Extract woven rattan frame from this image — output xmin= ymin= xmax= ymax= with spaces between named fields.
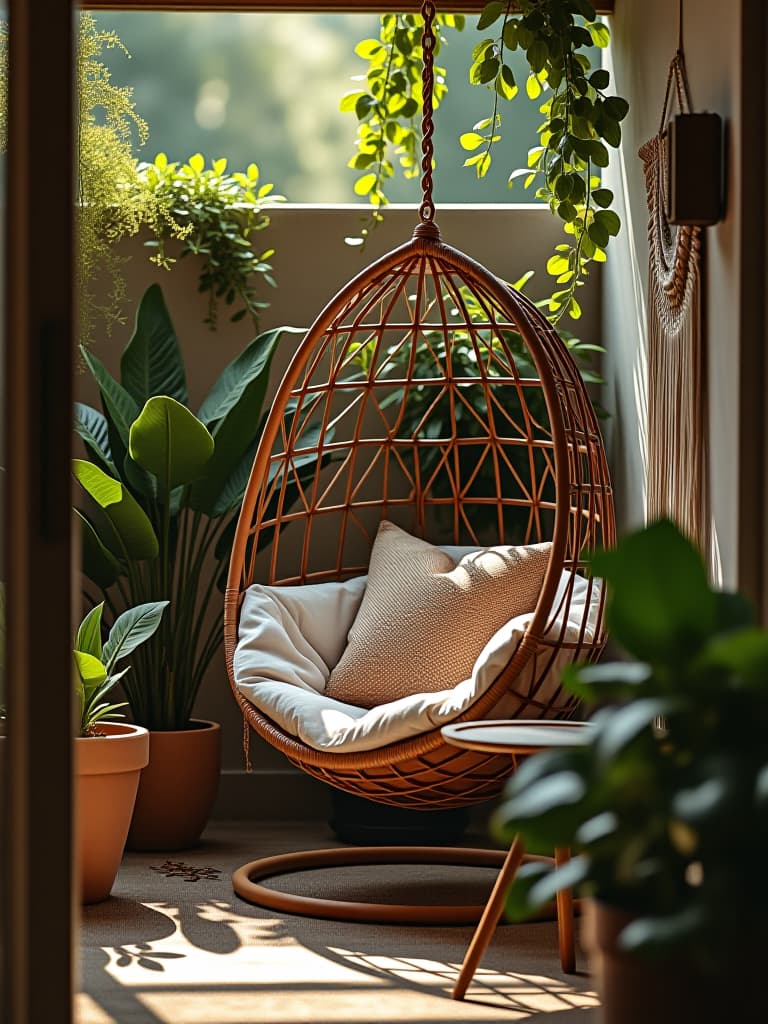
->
xmin=224 ymin=225 xmax=614 ymax=809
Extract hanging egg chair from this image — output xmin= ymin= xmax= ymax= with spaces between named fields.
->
xmin=225 ymin=1 xmax=614 ymax=920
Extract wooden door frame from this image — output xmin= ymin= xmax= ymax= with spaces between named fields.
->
xmin=738 ymin=0 xmax=767 ymax=620
xmin=2 ymin=2 xmax=76 ymax=1023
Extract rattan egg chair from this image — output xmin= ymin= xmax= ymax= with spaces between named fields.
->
xmin=224 ymin=1 xmax=614 ymax=923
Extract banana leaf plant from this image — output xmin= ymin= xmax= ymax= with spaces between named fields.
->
xmin=74 ymin=283 xmax=309 ymax=730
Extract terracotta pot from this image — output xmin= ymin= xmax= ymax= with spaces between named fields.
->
xmin=582 ymin=900 xmax=756 ymax=1023
xmin=126 ymin=719 xmax=221 ymax=851
xmin=76 ymin=722 xmax=149 ymax=904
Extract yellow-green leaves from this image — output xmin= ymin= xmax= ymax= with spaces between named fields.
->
xmin=129 ymin=397 xmax=214 ymax=492
xmin=137 ymin=152 xmax=284 ymax=329
xmin=73 ymin=459 xmax=159 ymax=561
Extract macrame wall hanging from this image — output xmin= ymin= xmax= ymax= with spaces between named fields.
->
xmin=639 ymin=2 xmax=713 ymax=568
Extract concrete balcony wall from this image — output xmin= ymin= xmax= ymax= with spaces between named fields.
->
xmin=78 ymin=203 xmax=603 ymax=818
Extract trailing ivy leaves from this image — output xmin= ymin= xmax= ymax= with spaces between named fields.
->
xmin=465 ymin=1 xmax=627 ymax=323
xmin=138 ymin=153 xmax=284 ymax=330
xmin=341 ymin=11 xmax=464 ymax=247
xmin=344 ymin=2 xmax=629 ymax=325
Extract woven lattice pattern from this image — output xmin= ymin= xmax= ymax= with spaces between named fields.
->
xmin=224 ymin=231 xmax=614 ymax=808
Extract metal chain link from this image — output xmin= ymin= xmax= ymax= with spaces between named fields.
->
xmin=418 ymin=0 xmax=437 ymax=224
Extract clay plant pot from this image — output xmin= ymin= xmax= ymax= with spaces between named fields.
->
xmin=582 ymin=900 xmax=756 ymax=1023
xmin=126 ymin=719 xmax=221 ymax=851
xmin=76 ymin=722 xmax=149 ymax=904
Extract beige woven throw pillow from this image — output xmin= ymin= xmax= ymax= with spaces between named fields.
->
xmin=325 ymin=521 xmax=551 ymax=709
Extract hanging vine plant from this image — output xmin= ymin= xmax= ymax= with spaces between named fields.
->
xmin=344 ymin=0 xmax=628 ymax=324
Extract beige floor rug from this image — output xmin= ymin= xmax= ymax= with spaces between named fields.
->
xmin=78 ymin=822 xmax=598 ymax=1024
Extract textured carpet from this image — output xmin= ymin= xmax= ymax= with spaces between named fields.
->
xmin=77 ymin=822 xmax=598 ymax=1024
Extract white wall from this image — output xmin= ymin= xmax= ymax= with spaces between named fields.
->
xmin=602 ymin=0 xmax=743 ymax=586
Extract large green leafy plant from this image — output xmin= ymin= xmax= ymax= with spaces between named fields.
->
xmin=494 ymin=520 xmax=768 ymax=968
xmin=74 ymin=283 xmax=304 ymax=730
xmin=345 ymin=1 xmax=627 ymax=323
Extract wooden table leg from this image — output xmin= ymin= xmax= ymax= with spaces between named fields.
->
xmin=452 ymin=836 xmax=525 ymax=1000
xmin=554 ymin=847 xmax=575 ymax=973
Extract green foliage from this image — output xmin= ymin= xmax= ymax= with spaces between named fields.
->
xmin=342 ymin=11 xmax=464 ymax=246
xmin=74 ymin=283 xmax=307 ymax=730
xmin=347 ymin=272 xmax=602 ymax=540
xmin=73 ymin=600 xmax=167 ymax=736
xmin=21 ymin=15 xmax=283 ymax=345
xmin=77 ymin=13 xmax=163 ymax=344
xmin=493 ymin=520 xmax=768 ymax=968
xmin=138 ymin=153 xmax=283 ymax=329
xmin=345 ymin=2 xmax=628 ymax=322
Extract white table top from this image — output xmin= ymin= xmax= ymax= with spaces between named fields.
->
xmin=441 ymin=719 xmax=593 ymax=754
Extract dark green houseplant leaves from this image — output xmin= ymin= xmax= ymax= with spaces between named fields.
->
xmin=493 ymin=519 xmax=768 ymax=967
xmin=74 ymin=283 xmax=310 ymax=730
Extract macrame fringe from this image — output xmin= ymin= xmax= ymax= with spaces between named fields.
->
xmin=640 ymin=52 xmax=712 ymax=571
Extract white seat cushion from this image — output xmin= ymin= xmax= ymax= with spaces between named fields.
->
xmin=234 ymin=569 xmax=601 ymax=754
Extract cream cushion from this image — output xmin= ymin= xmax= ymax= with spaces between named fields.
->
xmin=234 ymin=567 xmax=602 ymax=754
xmin=326 ymin=522 xmax=552 ymax=708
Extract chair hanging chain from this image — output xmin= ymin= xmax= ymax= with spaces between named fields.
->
xmin=418 ymin=0 xmax=437 ymax=225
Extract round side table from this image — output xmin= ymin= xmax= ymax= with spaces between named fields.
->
xmin=441 ymin=719 xmax=593 ymax=1001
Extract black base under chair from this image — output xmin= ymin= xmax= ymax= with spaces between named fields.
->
xmin=328 ymin=788 xmax=470 ymax=846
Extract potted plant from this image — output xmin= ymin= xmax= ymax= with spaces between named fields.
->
xmin=74 ymin=599 xmax=166 ymax=902
xmin=492 ymin=520 xmax=766 ymax=1021
xmin=74 ymin=282 xmax=312 ymax=850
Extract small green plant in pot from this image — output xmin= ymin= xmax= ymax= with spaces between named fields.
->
xmin=73 ymin=599 xmax=166 ymax=902
xmin=492 ymin=520 xmax=766 ymax=1022
xmin=73 ymin=282 xmax=308 ymax=849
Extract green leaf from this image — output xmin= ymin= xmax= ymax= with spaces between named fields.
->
xmin=589 ymin=23 xmax=611 ymax=48
xmin=473 ymin=58 xmax=499 ymax=85
xmin=698 ymin=628 xmax=768 ymax=686
xmin=564 ymin=660 xmax=653 ymax=702
xmin=595 ymin=698 xmax=678 ymax=764
xmin=590 ymin=69 xmax=610 ymax=90
xmin=190 ymin=327 xmax=303 ymax=516
xmin=589 ymin=520 xmax=717 ymax=664
xmin=74 ymin=651 xmax=107 ymax=693
xmin=459 ymin=132 xmax=485 ymax=151
xmin=120 ymin=284 xmax=188 ymax=407
xmin=605 ymin=96 xmax=630 ymax=122
xmin=354 ymin=173 xmax=377 ymax=196
xmin=477 ymin=1 xmax=503 ymax=31
xmin=73 ymin=459 xmax=159 ymax=561
xmin=76 ymin=602 xmax=104 ymax=660
xmin=340 ymin=90 xmax=366 ymax=113
xmin=354 ymin=38 xmax=383 ymax=59
xmin=504 ymin=861 xmax=552 ymax=921
xmin=589 ymin=220 xmax=610 ymax=248
xmin=526 ymin=73 xmax=543 ymax=100
xmin=600 ymin=116 xmax=622 ymax=148
xmin=129 ymin=396 xmax=214 ymax=493
xmin=527 ymin=41 xmax=548 ymax=74
xmin=102 ymin=600 xmax=169 ymax=673
xmin=592 ymin=187 xmax=614 ymax=208
xmin=81 ymin=347 xmax=139 ymax=448
xmin=595 ymin=209 xmax=621 ymax=237
xmin=74 ymin=403 xmax=115 ymax=474
xmin=76 ymin=509 xmax=125 ymax=589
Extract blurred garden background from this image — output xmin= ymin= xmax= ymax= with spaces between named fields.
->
xmin=92 ymin=10 xmax=545 ymax=205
